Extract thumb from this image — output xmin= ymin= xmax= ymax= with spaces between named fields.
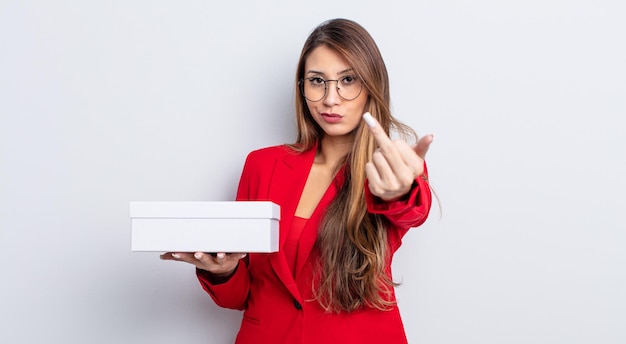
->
xmin=414 ymin=134 xmax=434 ymax=159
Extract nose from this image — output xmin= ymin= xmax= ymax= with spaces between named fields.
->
xmin=323 ymin=80 xmax=341 ymax=106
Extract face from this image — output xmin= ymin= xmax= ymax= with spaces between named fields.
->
xmin=303 ymin=45 xmax=369 ymax=141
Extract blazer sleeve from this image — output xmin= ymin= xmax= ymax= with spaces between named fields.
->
xmin=195 ymin=152 xmax=261 ymax=310
xmin=196 ymin=258 xmax=250 ymax=310
xmin=365 ymin=162 xmax=432 ymax=234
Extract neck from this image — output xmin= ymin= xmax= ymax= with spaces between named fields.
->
xmin=316 ymin=134 xmax=353 ymax=167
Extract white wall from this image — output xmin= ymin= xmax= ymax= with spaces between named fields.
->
xmin=1 ymin=1 xmax=624 ymax=343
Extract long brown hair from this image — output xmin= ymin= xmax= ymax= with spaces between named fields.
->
xmin=292 ymin=19 xmax=416 ymax=312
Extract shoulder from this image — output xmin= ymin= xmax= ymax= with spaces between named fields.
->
xmin=247 ymin=144 xmax=294 ymax=159
xmin=241 ymin=144 xmax=297 ymax=170
xmin=240 ymin=143 xmax=316 ymax=177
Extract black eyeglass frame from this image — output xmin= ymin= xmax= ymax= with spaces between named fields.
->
xmin=298 ymin=76 xmax=363 ymax=102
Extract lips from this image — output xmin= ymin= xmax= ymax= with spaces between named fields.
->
xmin=321 ymin=113 xmax=343 ymax=123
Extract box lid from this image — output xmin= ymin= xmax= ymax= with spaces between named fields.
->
xmin=129 ymin=201 xmax=280 ymax=220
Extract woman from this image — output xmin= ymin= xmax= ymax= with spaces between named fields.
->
xmin=162 ymin=18 xmax=433 ymax=343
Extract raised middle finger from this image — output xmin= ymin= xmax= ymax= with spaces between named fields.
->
xmin=363 ymin=113 xmax=406 ymax=170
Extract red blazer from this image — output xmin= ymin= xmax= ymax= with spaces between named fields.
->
xmin=197 ymin=143 xmax=432 ymax=344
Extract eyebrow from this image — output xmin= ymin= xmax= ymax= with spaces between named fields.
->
xmin=305 ymin=68 xmax=354 ymax=77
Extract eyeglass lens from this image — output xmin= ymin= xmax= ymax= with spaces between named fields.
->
xmin=301 ymin=76 xmax=362 ymax=102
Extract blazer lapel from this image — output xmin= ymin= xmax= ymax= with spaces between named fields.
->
xmin=294 ymin=164 xmax=346 ymax=278
xmin=267 ymin=144 xmax=317 ymax=299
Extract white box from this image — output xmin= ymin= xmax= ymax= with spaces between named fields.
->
xmin=130 ymin=201 xmax=280 ymax=252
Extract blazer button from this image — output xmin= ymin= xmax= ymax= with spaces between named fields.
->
xmin=293 ymin=300 xmax=302 ymax=310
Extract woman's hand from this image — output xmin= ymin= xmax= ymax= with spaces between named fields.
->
xmin=160 ymin=252 xmax=247 ymax=277
xmin=363 ymin=112 xmax=433 ymax=201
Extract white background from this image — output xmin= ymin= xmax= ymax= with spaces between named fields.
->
xmin=1 ymin=1 xmax=624 ymax=343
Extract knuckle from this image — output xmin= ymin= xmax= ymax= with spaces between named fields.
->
xmin=378 ymin=143 xmax=393 ymax=154
xmin=369 ymin=184 xmax=383 ymax=196
xmin=414 ymin=165 xmax=424 ymax=176
xmin=390 ymin=180 xmax=401 ymax=192
xmin=399 ymin=173 xmax=413 ymax=186
xmin=372 ymin=152 xmax=385 ymax=163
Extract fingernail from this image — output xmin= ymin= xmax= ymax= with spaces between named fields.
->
xmin=240 ymin=254 xmax=247 ymax=259
xmin=362 ymin=112 xmax=376 ymax=128
xmin=216 ymin=252 xmax=226 ymax=259
xmin=172 ymin=253 xmax=181 ymax=259
xmin=194 ymin=252 xmax=203 ymax=259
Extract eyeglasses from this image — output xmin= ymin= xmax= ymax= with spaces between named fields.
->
xmin=298 ymin=75 xmax=363 ymax=102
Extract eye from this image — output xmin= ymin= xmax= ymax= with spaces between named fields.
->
xmin=341 ymin=75 xmax=358 ymax=85
xmin=307 ymin=77 xmax=326 ymax=87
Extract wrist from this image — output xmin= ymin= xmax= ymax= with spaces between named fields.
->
xmin=198 ymin=265 xmax=238 ymax=285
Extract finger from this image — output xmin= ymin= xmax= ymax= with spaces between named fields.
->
xmin=160 ymin=252 xmax=176 ymax=260
xmin=365 ymin=161 xmax=383 ymax=197
xmin=203 ymin=252 xmax=246 ymax=264
xmin=194 ymin=252 xmax=207 ymax=261
xmin=371 ymin=149 xmax=397 ymax=183
xmin=413 ymin=134 xmax=434 ymax=160
xmin=193 ymin=252 xmax=228 ymax=264
xmin=197 ymin=252 xmax=228 ymax=271
xmin=376 ymin=145 xmax=418 ymax=188
xmin=208 ymin=252 xmax=247 ymax=273
xmin=362 ymin=112 xmax=393 ymax=147
xmin=200 ymin=252 xmax=227 ymax=268
xmin=223 ymin=252 xmax=248 ymax=263
xmin=395 ymin=141 xmax=424 ymax=176
xmin=365 ymin=161 xmax=382 ymax=189
xmin=227 ymin=252 xmax=248 ymax=259
xmin=363 ymin=112 xmax=405 ymax=166
xmin=164 ymin=252 xmax=196 ymax=263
